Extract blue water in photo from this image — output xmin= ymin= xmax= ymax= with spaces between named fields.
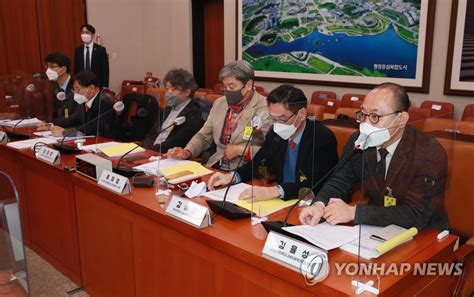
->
xmin=246 ymin=26 xmax=418 ymax=78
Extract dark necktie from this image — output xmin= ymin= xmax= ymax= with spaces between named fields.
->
xmin=375 ymin=148 xmax=389 ymax=180
xmin=85 ymin=46 xmax=90 ymax=70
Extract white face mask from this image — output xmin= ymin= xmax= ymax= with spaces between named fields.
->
xmin=355 ymin=114 xmax=400 ymax=150
xmin=45 ymin=68 xmax=58 ymax=81
xmin=273 ymin=122 xmax=297 ymax=140
xmin=73 ymin=92 xmax=88 ymax=104
xmin=355 ymin=123 xmax=390 ymax=150
xmin=81 ymin=33 xmax=92 ymax=44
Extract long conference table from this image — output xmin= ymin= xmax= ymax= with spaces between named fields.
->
xmin=0 ymin=135 xmax=458 ymax=297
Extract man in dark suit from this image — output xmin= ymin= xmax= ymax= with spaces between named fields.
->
xmin=74 ymin=24 xmax=109 ymax=88
xmin=207 ymin=84 xmax=339 ymax=201
xmin=51 ymin=71 xmax=114 ymax=138
xmin=43 ymin=52 xmax=78 ymax=127
xmin=299 ymin=83 xmax=448 ymax=230
xmin=142 ymin=68 xmax=203 ymax=153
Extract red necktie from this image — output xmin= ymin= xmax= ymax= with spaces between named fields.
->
xmin=85 ymin=104 xmax=90 ymax=112
xmin=289 ymin=139 xmax=296 ymax=150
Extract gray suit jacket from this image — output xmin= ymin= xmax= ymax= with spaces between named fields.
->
xmin=185 ymin=90 xmax=270 ymax=169
xmin=315 ymin=125 xmax=448 ymax=230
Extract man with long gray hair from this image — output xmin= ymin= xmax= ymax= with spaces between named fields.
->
xmin=167 ymin=60 xmax=270 ymax=170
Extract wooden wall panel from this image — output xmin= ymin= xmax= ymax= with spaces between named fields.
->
xmin=0 ymin=0 xmax=86 ymax=75
xmin=203 ymin=0 xmax=224 ymax=89
xmin=35 ymin=0 xmax=86 ymax=73
xmin=0 ymin=0 xmax=41 ymax=75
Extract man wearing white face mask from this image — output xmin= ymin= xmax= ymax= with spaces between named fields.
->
xmin=207 ymin=84 xmax=339 ymax=202
xmin=142 ymin=68 xmax=204 ymax=152
xmin=73 ymin=24 xmax=109 ymax=87
xmin=42 ymin=52 xmax=79 ymax=128
xmin=299 ymin=83 xmax=448 ymax=231
xmin=51 ymin=71 xmax=114 ymax=138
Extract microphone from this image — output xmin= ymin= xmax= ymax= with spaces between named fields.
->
xmin=52 ymin=101 xmax=123 ymax=154
xmin=206 ymin=116 xmax=262 ymax=220
xmin=113 ymin=116 xmax=186 ymax=177
xmin=261 ymin=146 xmax=359 ymax=234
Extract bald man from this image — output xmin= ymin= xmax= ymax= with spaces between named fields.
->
xmin=299 ymin=82 xmax=447 ymax=230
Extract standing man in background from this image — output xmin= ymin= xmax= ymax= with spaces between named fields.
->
xmin=74 ymin=24 xmax=110 ymax=88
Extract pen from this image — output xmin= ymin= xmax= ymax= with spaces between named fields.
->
xmin=370 ymin=234 xmax=386 ymax=242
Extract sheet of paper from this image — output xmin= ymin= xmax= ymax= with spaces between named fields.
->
xmin=133 ymin=159 xmax=191 ymax=176
xmin=98 ymin=143 xmax=145 ymax=157
xmin=283 ymin=223 xmax=360 ymax=250
xmin=234 ymin=198 xmax=297 ymax=217
xmin=81 ymin=141 xmax=121 ymax=153
xmin=160 ymin=161 xmax=213 ymax=179
xmin=3 ymin=118 xmax=43 ymax=127
xmin=6 ymin=137 xmax=57 ymax=150
xmin=202 ymin=183 xmax=251 ymax=203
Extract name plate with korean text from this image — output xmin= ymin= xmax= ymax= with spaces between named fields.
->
xmin=165 ymin=196 xmax=211 ymax=229
xmin=98 ymin=170 xmax=131 ymax=195
xmin=36 ymin=146 xmax=61 ymax=165
xmin=262 ymin=231 xmax=329 ymax=283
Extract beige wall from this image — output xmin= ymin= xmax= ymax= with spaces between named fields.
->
xmin=88 ymin=0 xmax=471 ymax=119
xmin=86 ymin=0 xmax=193 ymax=93
xmin=224 ymin=0 xmax=472 ymax=119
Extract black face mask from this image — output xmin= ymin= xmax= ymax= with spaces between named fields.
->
xmin=225 ymin=88 xmax=245 ymax=105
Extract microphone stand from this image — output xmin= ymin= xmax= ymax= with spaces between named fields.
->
xmin=113 ymin=119 xmax=184 ymax=177
xmin=206 ymin=127 xmax=257 ymax=220
xmin=7 ymin=118 xmax=30 ymax=140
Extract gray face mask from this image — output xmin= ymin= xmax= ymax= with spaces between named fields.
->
xmin=165 ymin=92 xmax=180 ymax=107
xmin=225 ymin=88 xmax=245 ymax=105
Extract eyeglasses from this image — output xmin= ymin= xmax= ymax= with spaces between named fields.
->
xmin=355 ymin=110 xmax=401 ymax=124
xmin=45 ymin=64 xmax=61 ymax=70
xmin=270 ymin=112 xmax=295 ymax=124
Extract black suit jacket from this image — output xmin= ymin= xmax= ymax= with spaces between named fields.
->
xmin=236 ymin=119 xmax=339 ymax=200
xmin=52 ymin=78 xmax=79 ymax=127
xmin=142 ymin=99 xmax=204 ymax=153
xmin=64 ymin=90 xmax=114 ymax=138
xmin=315 ymin=125 xmax=448 ymax=230
xmin=74 ymin=43 xmax=109 ymax=87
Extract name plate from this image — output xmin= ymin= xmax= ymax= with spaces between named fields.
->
xmin=98 ymin=170 xmax=131 ymax=195
xmin=36 ymin=146 xmax=61 ymax=165
xmin=165 ymin=196 xmax=211 ymax=229
xmin=262 ymin=232 xmax=329 ymax=283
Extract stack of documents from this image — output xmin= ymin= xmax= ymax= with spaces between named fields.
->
xmin=3 ymin=118 xmax=43 ymax=127
xmin=33 ymin=131 xmax=94 ymax=142
xmin=133 ymin=159 xmax=191 ymax=176
xmin=159 ymin=161 xmax=213 ymax=181
xmin=203 ymin=183 xmax=297 ymax=216
xmin=81 ymin=142 xmax=122 ymax=153
xmin=98 ymin=142 xmax=145 ymax=157
xmin=7 ymin=137 xmax=57 ymax=150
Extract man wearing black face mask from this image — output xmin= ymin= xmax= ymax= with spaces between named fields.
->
xmin=166 ymin=60 xmax=271 ymax=170
xmin=142 ymin=68 xmax=203 ymax=153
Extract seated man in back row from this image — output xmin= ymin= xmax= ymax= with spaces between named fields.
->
xmin=299 ymin=83 xmax=448 ymax=230
xmin=166 ymin=60 xmax=270 ymax=170
xmin=207 ymin=84 xmax=339 ymax=201
xmin=141 ymin=68 xmax=204 ymax=153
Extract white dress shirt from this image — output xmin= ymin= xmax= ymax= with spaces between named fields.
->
xmin=83 ymin=42 xmax=94 ymax=69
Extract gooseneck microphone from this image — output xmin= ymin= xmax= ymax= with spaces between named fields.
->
xmin=261 ymin=147 xmax=360 ymax=235
xmin=113 ymin=116 xmax=186 ymax=177
xmin=53 ymin=101 xmax=123 ymax=154
xmin=206 ymin=116 xmax=262 ymax=220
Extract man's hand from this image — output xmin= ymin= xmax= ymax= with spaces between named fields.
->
xmin=323 ymin=198 xmax=356 ymax=225
xmin=50 ymin=126 xmax=64 ymax=137
xmin=238 ymin=186 xmax=280 ymax=202
xmin=299 ymin=203 xmax=325 ymax=226
xmin=224 ymin=144 xmax=245 ymax=160
xmin=207 ymin=172 xmax=233 ymax=191
xmin=166 ymin=147 xmax=191 ymax=160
